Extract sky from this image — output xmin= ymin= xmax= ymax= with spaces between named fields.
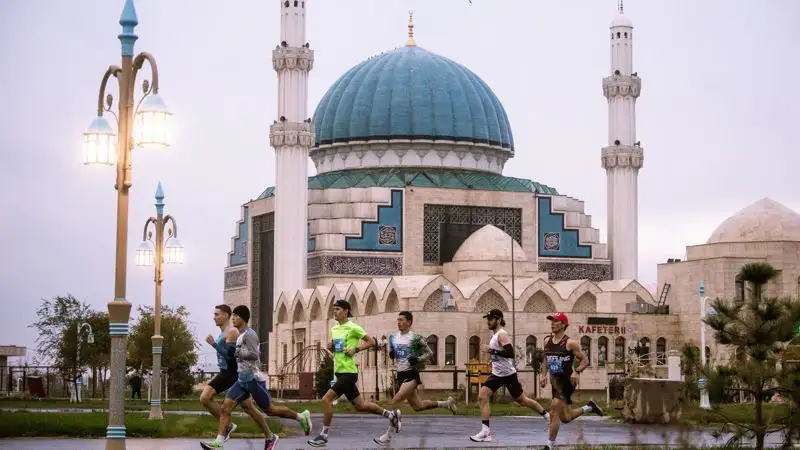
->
xmin=1 ymin=0 xmax=798 ymax=369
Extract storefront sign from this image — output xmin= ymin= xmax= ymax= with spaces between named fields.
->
xmin=577 ymin=325 xmax=632 ymax=334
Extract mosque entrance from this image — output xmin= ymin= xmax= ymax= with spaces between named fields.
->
xmin=273 ymin=344 xmax=332 ymax=400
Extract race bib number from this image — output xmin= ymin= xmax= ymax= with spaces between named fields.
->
xmin=547 ymin=357 xmax=564 ymax=375
xmin=395 ymin=345 xmax=409 ymax=359
xmin=490 ymin=352 xmax=499 ymax=361
xmin=333 ymin=339 xmax=345 ymax=353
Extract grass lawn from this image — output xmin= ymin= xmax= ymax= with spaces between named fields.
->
xmin=0 ymin=396 xmax=790 ymax=426
xmin=0 ymin=411 xmax=284 ymax=439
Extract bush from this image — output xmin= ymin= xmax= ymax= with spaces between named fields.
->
xmin=314 ymin=354 xmax=334 ymax=399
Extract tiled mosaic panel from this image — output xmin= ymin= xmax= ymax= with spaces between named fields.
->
xmin=224 ymin=268 xmax=247 ymax=290
xmin=423 ymin=204 xmax=522 ymax=264
xmin=307 ymin=255 xmax=403 ymax=277
xmin=539 ymin=261 xmax=612 ymax=282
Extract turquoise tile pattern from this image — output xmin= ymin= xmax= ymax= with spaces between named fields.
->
xmin=256 ymin=168 xmax=559 ymax=200
xmin=229 ymin=206 xmax=249 ymax=266
xmin=537 ymin=197 xmax=592 ymax=258
xmin=345 ymin=190 xmax=403 ymax=252
xmin=307 ymin=222 xmax=316 ymax=253
xmin=312 ymin=46 xmax=514 ymax=151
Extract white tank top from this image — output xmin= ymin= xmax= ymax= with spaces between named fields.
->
xmin=489 ymin=329 xmax=516 ymax=377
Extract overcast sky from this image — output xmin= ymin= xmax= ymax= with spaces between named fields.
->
xmin=1 ymin=0 xmax=798 ymax=368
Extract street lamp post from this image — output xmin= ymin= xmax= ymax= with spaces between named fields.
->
xmin=82 ymin=0 xmax=172 ymax=446
xmin=135 ymin=182 xmax=184 ymax=420
xmin=698 ymin=281 xmax=712 ymax=410
xmin=74 ymin=323 xmax=95 ymax=403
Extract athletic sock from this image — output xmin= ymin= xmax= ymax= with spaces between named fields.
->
xmin=436 ymin=400 xmax=448 ymax=407
xmin=381 ymin=409 xmax=392 ymax=418
xmin=581 ymin=405 xmax=592 ymax=413
xmin=547 ymin=439 xmax=556 ymax=448
xmin=481 ymin=419 xmax=490 ymax=430
xmin=321 ymin=426 xmax=329 ymax=436
xmin=295 ymin=412 xmax=302 ymax=421
xmin=543 ymin=412 xmax=551 ymax=421
xmin=216 ymin=434 xmax=225 ymax=442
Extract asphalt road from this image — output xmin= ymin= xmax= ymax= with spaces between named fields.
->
xmin=0 ymin=414 xmax=786 ymax=449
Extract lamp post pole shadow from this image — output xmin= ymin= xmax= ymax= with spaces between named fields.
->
xmin=82 ymin=0 xmax=173 ymax=446
xmin=134 ymin=182 xmax=184 ymax=420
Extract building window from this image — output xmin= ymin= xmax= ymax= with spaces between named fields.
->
xmin=656 ymin=337 xmax=667 ymax=365
xmin=427 ymin=335 xmax=439 ymax=366
xmin=445 ymin=335 xmax=456 ymax=366
xmin=597 ymin=336 xmax=609 ymax=367
xmin=705 ymin=346 xmax=711 ymax=363
xmin=638 ymin=337 xmax=651 ymax=365
xmin=282 ymin=343 xmax=287 ymax=367
xmin=525 ymin=335 xmax=537 ymax=367
xmin=580 ymin=336 xmax=592 ymax=366
xmin=735 ymin=274 xmax=745 ymax=303
xmin=614 ymin=337 xmax=626 ymax=366
xmin=469 ymin=336 xmax=480 ymax=361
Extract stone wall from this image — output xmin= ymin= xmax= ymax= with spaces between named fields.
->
xmin=622 ymin=378 xmax=683 ymax=424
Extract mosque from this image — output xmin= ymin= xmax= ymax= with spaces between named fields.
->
xmin=222 ymin=2 xmax=800 ymax=399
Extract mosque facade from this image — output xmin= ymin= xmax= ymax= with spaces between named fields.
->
xmin=222 ymin=2 xmax=800 ymax=399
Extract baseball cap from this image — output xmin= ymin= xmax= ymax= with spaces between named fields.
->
xmin=546 ymin=312 xmax=569 ymax=325
xmin=332 ymin=299 xmax=353 ymax=317
xmin=482 ymin=309 xmax=504 ymax=319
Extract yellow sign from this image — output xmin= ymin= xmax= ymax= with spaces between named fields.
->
xmin=465 ymin=361 xmax=491 ymax=384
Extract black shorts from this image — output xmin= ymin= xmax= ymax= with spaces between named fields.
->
xmin=482 ymin=372 xmax=524 ymax=399
xmin=331 ymin=373 xmax=360 ymax=402
xmin=395 ymin=369 xmax=422 ymax=391
xmin=208 ymin=370 xmax=237 ymax=394
xmin=551 ymin=375 xmax=575 ymax=405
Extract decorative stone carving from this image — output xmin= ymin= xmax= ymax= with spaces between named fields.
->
xmin=602 ymin=75 xmax=642 ymax=98
xmin=543 ymin=232 xmax=561 ymax=251
xmin=539 ymin=261 xmax=611 ymax=282
xmin=269 ymin=122 xmax=315 ymax=148
xmin=601 ymin=145 xmax=644 ymax=170
xmin=272 ymin=46 xmax=315 ymax=72
xmin=224 ymin=268 xmax=247 ymax=290
xmin=307 ymin=255 xmax=403 ymax=277
xmin=378 ymin=225 xmax=398 ymax=246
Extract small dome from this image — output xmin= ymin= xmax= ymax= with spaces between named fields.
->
xmin=706 ymin=198 xmax=800 ymax=244
xmin=611 ymin=12 xmax=633 ymax=28
xmin=453 ymin=224 xmax=527 ymax=262
xmin=312 ymin=45 xmax=514 ymax=151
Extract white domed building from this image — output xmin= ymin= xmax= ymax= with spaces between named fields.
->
xmin=221 ymin=3 xmax=799 ymax=400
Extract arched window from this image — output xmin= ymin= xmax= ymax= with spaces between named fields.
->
xmin=614 ymin=336 xmax=626 ymax=365
xmin=580 ymin=336 xmax=592 ymax=366
xmin=445 ymin=335 xmax=456 ymax=366
xmin=525 ymin=335 xmax=537 ymax=367
xmin=597 ymin=336 xmax=609 ymax=367
xmin=427 ymin=335 xmax=439 ymax=366
xmin=656 ymin=337 xmax=667 ymax=365
xmin=735 ymin=274 xmax=745 ymax=304
xmin=705 ymin=346 xmax=711 ymax=363
xmin=638 ymin=337 xmax=651 ymax=365
xmin=469 ymin=336 xmax=480 ymax=361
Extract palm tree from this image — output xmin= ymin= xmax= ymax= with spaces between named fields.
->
xmin=738 ymin=262 xmax=779 ymax=301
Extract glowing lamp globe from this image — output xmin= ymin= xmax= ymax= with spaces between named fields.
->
xmin=135 ymin=241 xmax=155 ymax=267
xmin=133 ymin=93 xmax=172 ymax=149
xmin=83 ymin=116 xmax=117 ymax=166
xmin=164 ymin=237 xmax=184 ymax=264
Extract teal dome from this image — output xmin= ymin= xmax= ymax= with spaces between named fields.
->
xmin=313 ymin=45 xmax=514 ymax=151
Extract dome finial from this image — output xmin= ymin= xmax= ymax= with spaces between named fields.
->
xmin=406 ymin=11 xmax=416 ymax=46
xmin=618 ymin=0 xmax=624 ymax=13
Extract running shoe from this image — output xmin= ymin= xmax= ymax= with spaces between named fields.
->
xmin=264 ymin=434 xmax=279 ymax=450
xmin=298 ymin=409 xmax=312 ymax=435
xmin=445 ymin=396 xmax=458 ymax=414
xmin=389 ymin=409 xmax=402 ymax=433
xmin=222 ymin=422 xmax=237 ymax=442
xmin=469 ymin=428 xmax=492 ymax=442
xmin=586 ymin=399 xmax=604 ymax=416
xmin=373 ymin=432 xmax=391 ymax=447
xmin=200 ymin=439 xmax=224 ymax=449
xmin=307 ymin=434 xmax=328 ymax=447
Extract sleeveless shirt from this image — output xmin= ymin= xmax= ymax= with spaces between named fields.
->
xmin=489 ymin=329 xmax=516 ymax=377
xmin=216 ymin=329 xmax=237 ymax=373
xmin=544 ymin=334 xmax=573 ymax=377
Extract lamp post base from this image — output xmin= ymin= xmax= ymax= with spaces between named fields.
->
xmin=148 ymin=403 xmax=164 ymax=420
xmin=149 ymin=335 xmax=164 ymax=420
xmin=105 ymin=438 xmax=127 ymax=450
xmin=699 ymin=390 xmax=712 ymax=410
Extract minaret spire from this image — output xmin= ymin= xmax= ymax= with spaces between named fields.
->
xmin=618 ymin=0 xmax=624 ymax=13
xmin=406 ymin=11 xmax=416 ymax=46
xmin=602 ymin=4 xmax=642 ymax=280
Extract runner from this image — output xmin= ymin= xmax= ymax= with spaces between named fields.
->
xmin=200 ymin=304 xmax=266 ymax=442
xmin=373 ymin=311 xmax=458 ymax=446
xmin=540 ymin=312 xmax=604 ymax=450
xmin=201 ymin=305 xmax=312 ymax=450
xmin=307 ymin=299 xmax=401 ymax=447
xmin=470 ymin=309 xmax=550 ymax=443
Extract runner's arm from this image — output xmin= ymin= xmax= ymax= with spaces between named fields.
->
xmin=488 ymin=330 xmax=515 ymax=358
xmin=234 ymin=332 xmax=260 ymax=361
xmin=417 ymin=335 xmax=434 ymax=362
xmin=567 ymin=339 xmax=589 ymax=374
xmin=209 ymin=329 xmax=239 ymax=358
xmin=540 ymin=337 xmax=551 ymax=376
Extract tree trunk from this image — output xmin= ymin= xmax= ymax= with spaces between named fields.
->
xmin=755 ymin=396 xmax=765 ymax=450
xmin=91 ymin=367 xmax=97 ymax=397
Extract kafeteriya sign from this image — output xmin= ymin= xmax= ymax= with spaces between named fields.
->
xmin=577 ymin=325 xmax=634 ymax=334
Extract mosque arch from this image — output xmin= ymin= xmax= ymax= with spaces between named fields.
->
xmin=519 ymin=279 xmax=561 ymax=310
xmin=276 ymin=302 xmax=289 ymax=325
xmin=384 ymin=289 xmax=400 ymax=313
xmin=571 ymin=292 xmax=598 ymax=313
xmin=523 ymin=290 xmax=557 ymax=313
xmin=292 ymin=301 xmax=306 ymax=323
xmin=566 ymin=280 xmax=601 ymax=305
xmin=622 ymin=280 xmax=657 ymax=304
xmin=310 ymin=298 xmax=322 ymax=321
xmin=364 ymin=292 xmax=378 ymax=315
xmin=471 ymin=278 xmax=511 ymax=313
xmin=364 ymin=279 xmax=390 ymax=311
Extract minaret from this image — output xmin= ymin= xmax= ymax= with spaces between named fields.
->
xmin=269 ymin=0 xmax=314 ymax=297
xmin=601 ymin=1 xmax=643 ymax=280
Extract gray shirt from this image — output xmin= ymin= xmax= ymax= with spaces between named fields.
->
xmin=234 ymin=327 xmax=264 ymax=382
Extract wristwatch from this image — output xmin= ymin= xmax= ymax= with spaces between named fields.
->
xmin=354 ymin=348 xmax=360 ymax=354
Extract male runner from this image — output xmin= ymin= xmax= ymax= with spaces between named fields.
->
xmin=540 ymin=312 xmax=604 ymax=450
xmin=200 ymin=304 xmax=265 ymax=442
xmin=470 ymin=309 xmax=550 ymax=443
xmin=307 ymin=299 xmax=401 ymax=447
xmin=201 ymin=305 xmax=312 ymax=450
xmin=373 ymin=311 xmax=458 ymax=446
